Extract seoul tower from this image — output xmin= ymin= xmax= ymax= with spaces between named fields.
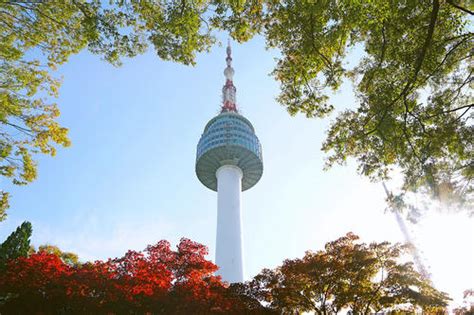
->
xmin=195 ymin=42 xmax=263 ymax=283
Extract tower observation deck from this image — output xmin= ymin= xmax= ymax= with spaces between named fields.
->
xmin=195 ymin=43 xmax=263 ymax=283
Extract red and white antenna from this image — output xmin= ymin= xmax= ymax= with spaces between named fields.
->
xmin=221 ymin=39 xmax=238 ymax=113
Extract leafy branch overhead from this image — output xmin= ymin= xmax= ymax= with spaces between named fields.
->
xmin=0 ymin=1 xmax=214 ymax=220
xmin=213 ymin=0 xmax=473 ymax=213
xmin=0 ymin=1 xmax=472 ymax=220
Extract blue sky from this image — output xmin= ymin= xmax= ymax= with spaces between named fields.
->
xmin=1 ymin=35 xmax=472 ymax=306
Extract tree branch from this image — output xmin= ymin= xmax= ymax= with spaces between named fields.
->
xmin=363 ymin=0 xmax=440 ymax=136
xmin=400 ymin=0 xmax=440 ymax=104
xmin=446 ymin=0 xmax=474 ymax=15
xmin=427 ymin=104 xmax=473 ymax=119
xmin=454 ymin=105 xmax=473 ymax=121
xmin=402 ymin=97 xmax=424 ymax=166
xmin=3 ymin=122 xmax=33 ymax=137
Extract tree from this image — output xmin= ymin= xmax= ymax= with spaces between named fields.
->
xmin=226 ymin=282 xmax=277 ymax=314
xmin=0 ymin=1 xmax=214 ymax=219
xmin=1 ymin=1 xmax=472 ymax=219
xmin=37 ymin=244 xmax=79 ymax=266
xmin=0 ymin=221 xmax=32 ymax=269
xmin=0 ymin=237 xmax=266 ymax=314
xmin=247 ymin=233 xmax=450 ymax=314
xmin=213 ymin=0 xmax=473 ymax=214
xmin=453 ymin=289 xmax=474 ymax=315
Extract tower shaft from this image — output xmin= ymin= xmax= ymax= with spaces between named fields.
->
xmin=215 ymin=165 xmax=244 ymax=283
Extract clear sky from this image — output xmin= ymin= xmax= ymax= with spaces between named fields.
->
xmin=1 ymin=35 xmax=473 ymax=307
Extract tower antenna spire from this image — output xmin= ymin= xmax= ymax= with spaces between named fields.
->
xmin=222 ymin=39 xmax=237 ymax=112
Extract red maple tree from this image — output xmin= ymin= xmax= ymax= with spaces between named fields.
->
xmin=0 ymin=238 xmax=269 ymax=314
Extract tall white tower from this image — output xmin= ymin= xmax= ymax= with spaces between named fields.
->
xmin=195 ymin=43 xmax=263 ymax=283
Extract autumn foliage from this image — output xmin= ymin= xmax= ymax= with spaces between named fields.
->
xmin=0 ymin=238 xmax=266 ymax=314
xmin=242 ymin=233 xmax=450 ymax=314
xmin=0 ymin=232 xmax=451 ymax=314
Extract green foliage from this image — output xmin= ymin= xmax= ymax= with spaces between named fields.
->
xmin=0 ymin=1 xmax=215 ymax=220
xmin=0 ymin=191 xmax=8 ymax=221
xmin=1 ymin=1 xmax=472 ymax=220
xmin=213 ymin=0 xmax=473 ymax=214
xmin=0 ymin=221 xmax=32 ymax=269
